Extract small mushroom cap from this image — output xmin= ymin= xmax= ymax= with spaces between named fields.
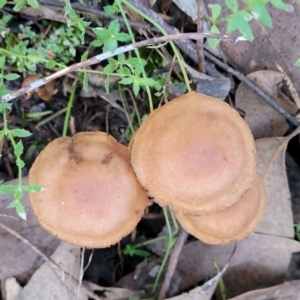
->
xmin=175 ymin=175 xmax=266 ymax=244
xmin=131 ymin=92 xmax=257 ymax=214
xmin=29 ymin=132 xmax=148 ymax=248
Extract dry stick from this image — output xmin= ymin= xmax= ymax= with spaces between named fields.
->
xmin=127 ymin=0 xmax=300 ymax=127
xmin=0 ymin=220 xmax=103 ymax=300
xmin=0 ymin=32 xmax=240 ymax=103
xmin=37 ymin=0 xmax=159 ymax=32
xmin=203 ymin=50 xmax=300 ymax=127
xmin=158 ymin=228 xmax=189 ymax=300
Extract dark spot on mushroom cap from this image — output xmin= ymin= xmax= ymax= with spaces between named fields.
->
xmin=68 ymin=139 xmax=83 ymax=164
xmin=101 ymin=151 xmax=113 ymax=164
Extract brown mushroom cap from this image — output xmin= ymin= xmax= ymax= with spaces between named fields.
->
xmin=131 ymin=92 xmax=257 ymax=214
xmin=175 ymin=175 xmax=266 ymax=244
xmin=29 ymin=132 xmax=148 ymax=248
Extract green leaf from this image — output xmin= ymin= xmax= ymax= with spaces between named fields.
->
xmin=139 ymin=78 xmax=157 ymax=87
xmin=0 ymin=85 xmax=10 ymax=98
xmin=4 ymin=73 xmax=20 ymax=81
xmin=81 ymin=51 xmax=88 ymax=61
xmin=225 ymin=0 xmax=238 ymax=13
xmin=16 ymin=157 xmax=25 ymax=169
xmin=211 ymin=4 xmax=222 ymax=21
xmin=103 ymin=61 xmax=118 ymax=74
xmin=13 ymin=0 xmax=26 ymax=11
xmin=108 ymin=20 xmax=120 ymax=34
xmin=104 ymin=5 xmax=116 ymax=16
xmin=208 ymin=25 xmax=221 ymax=49
xmin=91 ymin=40 xmax=104 ymax=47
xmin=0 ymin=0 xmax=7 ymax=8
xmin=270 ymin=0 xmax=286 ymax=10
xmin=14 ymin=140 xmax=24 ymax=156
xmin=22 ymin=184 xmax=42 ymax=192
xmin=238 ymin=20 xmax=253 ymax=41
xmin=9 ymin=128 xmax=31 ymax=138
xmin=0 ymin=103 xmax=12 ymax=113
xmin=0 ymin=184 xmax=17 ymax=194
xmin=14 ymin=188 xmax=23 ymax=201
xmin=83 ymin=72 xmax=89 ymax=93
xmin=295 ymin=59 xmax=300 ymax=67
xmin=119 ymin=77 xmax=133 ymax=85
xmin=46 ymin=60 xmax=57 ymax=68
xmin=251 ymin=4 xmax=272 ymax=27
xmin=130 ymin=249 xmax=150 ymax=257
xmin=133 ymin=83 xmax=140 ymax=96
xmin=116 ymin=32 xmax=131 ymax=42
xmin=15 ymin=201 xmax=26 ymax=220
xmin=8 ymin=201 xmax=16 ymax=208
xmin=0 ymin=56 xmax=5 ymax=68
xmin=103 ymin=38 xmax=118 ymax=53
xmin=27 ymin=0 xmax=39 ymax=8
xmin=259 ymin=10 xmax=273 ymax=27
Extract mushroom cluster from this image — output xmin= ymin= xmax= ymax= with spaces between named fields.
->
xmin=28 ymin=92 xmax=265 ymax=248
xmin=131 ymin=92 xmax=265 ymax=244
xmin=29 ymin=132 xmax=148 ymax=248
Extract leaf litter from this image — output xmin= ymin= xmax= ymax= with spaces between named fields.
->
xmin=1 ymin=0 xmax=300 ymax=299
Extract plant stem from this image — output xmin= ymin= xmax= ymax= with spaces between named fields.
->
xmin=121 ymin=0 xmax=191 ymax=92
xmin=62 ymin=80 xmax=77 ymax=137
xmin=117 ymin=0 xmax=154 ymax=112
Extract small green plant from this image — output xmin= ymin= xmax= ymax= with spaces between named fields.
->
xmin=123 ymin=244 xmax=151 ymax=257
xmin=294 ymin=223 xmax=300 ymax=241
xmin=0 ymin=0 xmax=39 ymax=12
xmin=295 ymin=59 xmax=300 ymax=67
xmin=0 ymin=103 xmax=41 ymax=219
xmin=208 ymin=0 xmax=287 ymax=48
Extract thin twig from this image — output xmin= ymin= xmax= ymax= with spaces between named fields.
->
xmin=203 ymin=50 xmax=300 ymax=127
xmin=0 ymin=32 xmax=241 ymax=103
xmin=158 ymin=228 xmax=188 ymax=300
xmin=0 ymin=220 xmax=103 ymax=300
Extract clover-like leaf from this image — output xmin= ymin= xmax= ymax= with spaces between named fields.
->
xmin=22 ymin=184 xmax=42 ymax=193
xmin=0 ymin=184 xmax=17 ymax=194
xmin=225 ymin=0 xmax=238 ymax=13
xmin=9 ymin=128 xmax=31 ymax=138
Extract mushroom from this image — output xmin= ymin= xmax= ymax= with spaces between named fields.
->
xmin=29 ymin=132 xmax=148 ymax=248
xmin=131 ymin=92 xmax=257 ymax=215
xmin=175 ymin=175 xmax=266 ymax=244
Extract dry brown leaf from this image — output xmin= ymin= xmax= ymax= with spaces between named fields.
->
xmin=255 ymin=136 xmax=294 ymax=237
xmin=84 ymin=281 xmax=144 ymax=299
xmin=175 ymin=235 xmax=300 ymax=298
xmin=22 ymin=75 xmax=56 ymax=101
xmin=228 ymin=280 xmax=300 ymax=300
xmin=236 ymin=70 xmax=298 ymax=139
xmin=19 ymin=242 xmax=87 ymax=300
xmin=205 ymin=0 xmax=300 ymax=96
xmin=0 ymin=178 xmax=59 ymax=280
xmin=2 ymin=278 xmax=22 ymax=300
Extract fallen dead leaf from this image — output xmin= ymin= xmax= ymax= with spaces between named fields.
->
xmin=84 ymin=281 xmax=144 ymax=299
xmin=175 ymin=234 xmax=300 ymax=298
xmin=236 ymin=70 xmax=298 ymax=139
xmin=0 ymin=178 xmax=59 ymax=280
xmin=205 ymin=0 xmax=300 ymax=96
xmin=19 ymin=242 xmax=87 ymax=300
xmin=228 ymin=280 xmax=300 ymax=300
xmin=166 ymin=263 xmax=229 ymax=300
xmin=2 ymin=277 xmax=22 ymax=300
xmin=256 ymin=136 xmax=294 ymax=237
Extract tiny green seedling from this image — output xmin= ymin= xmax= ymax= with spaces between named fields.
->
xmin=123 ymin=244 xmax=151 ymax=258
